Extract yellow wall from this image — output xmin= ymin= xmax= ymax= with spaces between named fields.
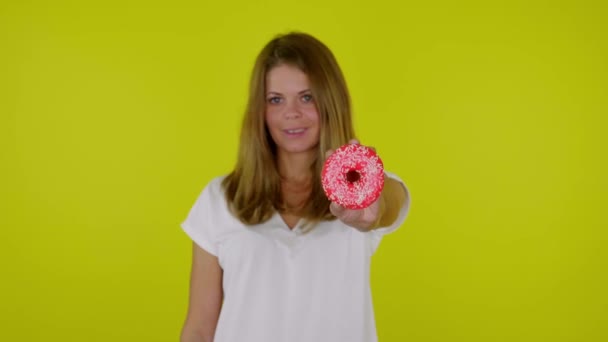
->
xmin=1 ymin=1 xmax=606 ymax=341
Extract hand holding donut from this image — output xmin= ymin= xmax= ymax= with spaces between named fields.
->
xmin=322 ymin=139 xmax=385 ymax=232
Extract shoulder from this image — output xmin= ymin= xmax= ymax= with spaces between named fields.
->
xmin=181 ymin=175 xmax=230 ymax=256
xmin=181 ymin=174 xmax=232 ymax=226
xmin=195 ymin=175 xmax=228 ymax=199
xmin=205 ymin=175 xmax=227 ymax=196
xmin=384 ymin=170 xmax=406 ymax=184
xmin=383 ymin=169 xmax=411 ymax=206
xmin=383 ymin=170 xmax=411 ymax=200
xmin=186 ymin=175 xmax=230 ymax=216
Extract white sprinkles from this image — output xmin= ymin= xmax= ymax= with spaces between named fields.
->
xmin=321 ymin=144 xmax=384 ymax=209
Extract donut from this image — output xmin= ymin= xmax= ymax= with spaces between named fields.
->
xmin=322 ymin=143 xmax=384 ymax=210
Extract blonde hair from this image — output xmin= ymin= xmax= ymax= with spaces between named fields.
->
xmin=222 ymin=32 xmax=356 ymax=232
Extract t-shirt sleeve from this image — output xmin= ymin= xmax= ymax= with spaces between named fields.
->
xmin=180 ymin=178 xmax=222 ymax=256
xmin=370 ymin=170 xmax=411 ymax=254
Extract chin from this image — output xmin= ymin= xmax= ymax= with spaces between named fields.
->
xmin=278 ymin=142 xmax=319 ymax=155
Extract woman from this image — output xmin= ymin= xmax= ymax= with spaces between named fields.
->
xmin=180 ymin=32 xmax=411 ymax=342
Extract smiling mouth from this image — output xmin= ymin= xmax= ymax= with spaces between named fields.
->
xmin=284 ymin=128 xmax=307 ymax=134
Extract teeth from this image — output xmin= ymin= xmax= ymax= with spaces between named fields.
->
xmin=287 ymin=129 xmax=305 ymax=134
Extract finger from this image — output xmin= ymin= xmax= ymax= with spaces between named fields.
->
xmin=329 ymin=202 xmax=346 ymax=217
xmin=324 ymin=149 xmax=334 ymax=159
xmin=348 ymin=138 xmax=359 ymax=145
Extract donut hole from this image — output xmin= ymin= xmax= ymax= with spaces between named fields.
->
xmin=345 ymin=170 xmax=361 ymax=183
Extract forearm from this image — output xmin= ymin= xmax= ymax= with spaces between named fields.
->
xmin=371 ymin=175 xmax=407 ymax=230
xmin=180 ymin=316 xmax=217 ymax=342
xmin=180 ymin=322 xmax=216 ymax=342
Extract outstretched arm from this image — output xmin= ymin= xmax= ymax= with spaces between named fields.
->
xmin=330 ymin=172 xmax=408 ymax=232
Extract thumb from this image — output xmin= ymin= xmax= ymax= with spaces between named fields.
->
xmin=329 ymin=202 xmax=346 ymax=217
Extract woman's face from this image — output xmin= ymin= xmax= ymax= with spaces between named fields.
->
xmin=265 ymin=64 xmax=320 ymax=156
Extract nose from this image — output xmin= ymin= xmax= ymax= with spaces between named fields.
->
xmin=284 ymin=99 xmax=302 ymax=119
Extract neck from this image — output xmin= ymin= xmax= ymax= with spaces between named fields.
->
xmin=277 ymin=149 xmax=316 ymax=183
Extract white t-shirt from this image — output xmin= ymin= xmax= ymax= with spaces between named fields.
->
xmin=181 ymin=171 xmax=411 ymax=342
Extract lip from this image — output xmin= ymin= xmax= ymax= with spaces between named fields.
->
xmin=283 ymin=127 xmax=308 ymax=137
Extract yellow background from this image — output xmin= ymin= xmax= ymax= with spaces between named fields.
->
xmin=1 ymin=0 xmax=606 ymax=341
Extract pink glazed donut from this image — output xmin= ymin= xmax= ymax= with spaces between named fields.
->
xmin=322 ymin=143 xmax=384 ymax=210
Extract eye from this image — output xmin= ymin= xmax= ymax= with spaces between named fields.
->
xmin=302 ymin=94 xmax=313 ymax=103
xmin=267 ymin=96 xmax=282 ymax=104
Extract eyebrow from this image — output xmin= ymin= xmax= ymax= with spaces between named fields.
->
xmin=267 ymin=89 xmax=311 ymax=96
